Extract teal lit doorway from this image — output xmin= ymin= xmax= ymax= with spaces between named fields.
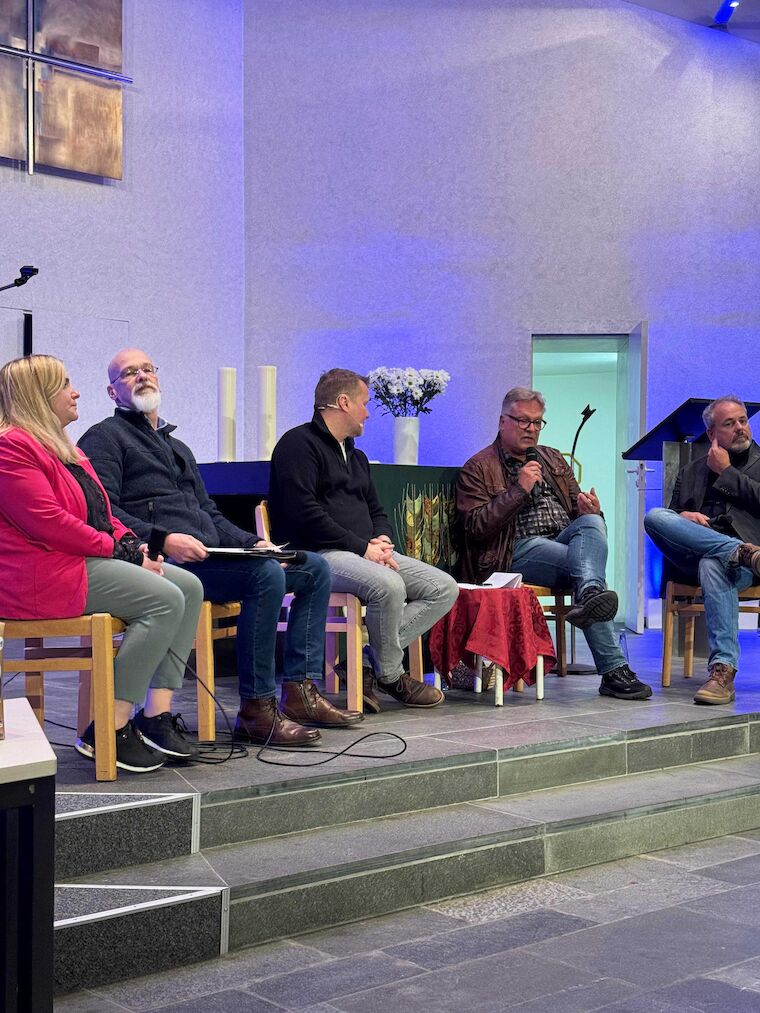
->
xmin=531 ymin=326 xmax=647 ymax=631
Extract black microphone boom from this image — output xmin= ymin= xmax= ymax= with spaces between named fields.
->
xmin=570 ymin=404 xmax=596 ymax=475
xmin=0 ymin=265 xmax=39 ymax=294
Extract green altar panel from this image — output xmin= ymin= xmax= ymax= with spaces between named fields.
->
xmin=197 ymin=461 xmax=461 ymax=572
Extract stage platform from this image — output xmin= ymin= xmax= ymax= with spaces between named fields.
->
xmin=6 ymin=628 xmax=760 ymax=994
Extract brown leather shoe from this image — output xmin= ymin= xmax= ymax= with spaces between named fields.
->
xmin=733 ymin=543 xmax=760 ymax=580
xmin=280 ymin=679 xmax=364 ymax=728
xmin=377 ymin=673 xmax=444 ymax=708
xmin=363 ymin=671 xmax=382 ymax=714
xmin=235 ymin=696 xmax=321 ymax=746
xmin=694 ymin=663 xmax=737 ymax=705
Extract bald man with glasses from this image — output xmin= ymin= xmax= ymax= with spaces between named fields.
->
xmin=457 ymin=385 xmax=652 ymax=701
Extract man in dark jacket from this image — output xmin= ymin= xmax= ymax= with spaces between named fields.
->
xmin=457 ymin=385 xmax=652 ymax=701
xmin=269 ymin=368 xmax=458 ymax=711
xmin=645 ymin=395 xmax=760 ymax=705
xmin=79 ymin=348 xmax=363 ymax=747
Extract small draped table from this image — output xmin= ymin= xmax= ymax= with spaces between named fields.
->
xmin=429 ymin=585 xmax=556 ymax=703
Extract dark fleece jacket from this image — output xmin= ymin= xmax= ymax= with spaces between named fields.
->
xmin=268 ymin=411 xmax=393 ymax=555
xmin=78 ymin=409 xmax=257 ymax=550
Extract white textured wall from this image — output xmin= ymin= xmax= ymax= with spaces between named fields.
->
xmin=0 ymin=0 xmax=245 ymax=460
xmin=243 ymin=0 xmax=760 ymax=465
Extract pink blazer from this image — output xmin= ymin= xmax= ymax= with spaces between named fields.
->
xmin=0 ymin=427 xmax=133 ymax=619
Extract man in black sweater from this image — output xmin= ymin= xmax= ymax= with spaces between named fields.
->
xmin=269 ymin=368 xmax=458 ymax=710
xmin=79 ymin=348 xmax=363 ymax=746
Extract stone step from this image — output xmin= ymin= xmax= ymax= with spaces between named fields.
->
xmin=54 ymin=753 xmax=760 ymax=991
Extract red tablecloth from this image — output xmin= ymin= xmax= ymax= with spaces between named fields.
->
xmin=429 ymin=586 xmax=556 ymax=691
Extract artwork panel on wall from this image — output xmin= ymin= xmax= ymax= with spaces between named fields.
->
xmin=34 ymin=0 xmax=122 ymax=73
xmin=0 ymin=309 xmax=26 ymax=365
xmin=0 ymin=0 xmax=27 ymax=50
xmin=0 ymin=52 xmax=26 ymax=162
xmin=34 ymin=63 xmax=122 ymax=179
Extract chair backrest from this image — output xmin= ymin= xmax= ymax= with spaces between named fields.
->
xmin=255 ymin=500 xmax=271 ymax=540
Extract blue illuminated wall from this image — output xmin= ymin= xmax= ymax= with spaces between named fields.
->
xmin=243 ymin=0 xmax=760 ymax=467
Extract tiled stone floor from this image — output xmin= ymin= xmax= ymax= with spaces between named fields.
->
xmin=56 ymin=833 xmax=760 ymax=1011
xmin=15 ymin=624 xmax=760 ymax=1009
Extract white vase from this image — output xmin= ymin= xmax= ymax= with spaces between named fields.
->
xmin=393 ymin=416 xmax=420 ymax=465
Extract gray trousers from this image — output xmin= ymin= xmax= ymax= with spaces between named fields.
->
xmin=319 ymin=550 xmax=459 ymax=682
xmin=83 ymin=557 xmax=204 ymax=704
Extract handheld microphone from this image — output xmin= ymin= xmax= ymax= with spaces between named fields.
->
xmin=147 ymin=528 xmax=167 ymax=561
xmin=524 ymin=447 xmax=542 ymax=503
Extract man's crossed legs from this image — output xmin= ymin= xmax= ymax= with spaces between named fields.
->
xmin=645 ymin=508 xmax=760 ymax=703
xmin=511 ymin=514 xmax=652 ymax=700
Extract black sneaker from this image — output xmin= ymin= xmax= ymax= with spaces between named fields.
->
xmin=134 ymin=710 xmax=197 ymax=761
xmin=599 ymin=665 xmax=653 ymax=701
xmin=75 ymin=720 xmax=167 ymax=773
xmin=566 ymin=588 xmax=618 ymax=629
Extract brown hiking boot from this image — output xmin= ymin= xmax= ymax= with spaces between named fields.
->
xmin=235 ymin=696 xmax=321 ymax=746
xmin=733 ymin=543 xmax=760 ymax=581
xmin=280 ymin=679 xmax=364 ymax=728
xmin=363 ymin=671 xmax=382 ymax=714
xmin=377 ymin=673 xmax=444 ymax=708
xmin=694 ymin=663 xmax=737 ymax=705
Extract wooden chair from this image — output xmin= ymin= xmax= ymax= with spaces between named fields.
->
xmin=4 ymin=613 xmax=125 ymax=782
xmin=662 ymin=581 xmax=760 ymax=687
xmin=255 ymin=502 xmax=424 ymax=713
xmin=193 ymin=601 xmax=241 ymax=740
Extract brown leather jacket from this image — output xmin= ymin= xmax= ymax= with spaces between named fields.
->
xmin=456 ymin=439 xmax=581 ymax=583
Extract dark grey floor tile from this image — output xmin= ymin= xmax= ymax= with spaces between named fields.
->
xmin=248 ymin=952 xmax=424 ymax=1009
xmin=510 ymin=977 xmax=640 ymax=1011
xmin=599 ymin=975 xmax=760 ymax=1011
xmin=146 ymin=990 xmax=284 ymax=1012
xmin=430 ymin=879 xmax=588 ymax=923
xmin=54 ymin=992 xmax=126 ymax=1012
xmin=548 ymin=856 xmax=697 ymax=894
xmin=92 ymin=942 xmax=328 ymax=1011
xmin=643 ymin=834 xmax=760 ymax=870
xmin=299 ymin=907 xmax=464 ymax=957
xmin=708 ymin=953 xmax=760 ymax=990
xmin=681 ymin=882 xmax=760 ymax=926
xmin=383 ymin=909 xmax=591 ymax=969
xmin=690 ymin=850 xmax=760 ymax=885
xmin=331 ymin=950 xmax=598 ymax=1011
xmin=524 ymin=906 xmax=760 ymax=988
xmin=550 ymin=873 xmax=732 ymax=924
xmin=431 ymin=718 xmax=621 ymax=751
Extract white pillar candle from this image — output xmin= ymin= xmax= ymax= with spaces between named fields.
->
xmin=217 ymin=367 xmax=236 ymax=462
xmin=257 ymin=364 xmax=277 ymax=460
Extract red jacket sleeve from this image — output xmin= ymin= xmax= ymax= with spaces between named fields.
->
xmin=0 ymin=434 xmax=116 ymax=557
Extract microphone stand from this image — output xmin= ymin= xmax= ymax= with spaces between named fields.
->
xmin=567 ymin=404 xmax=598 ymax=674
xmin=0 ymin=267 xmax=39 ymax=294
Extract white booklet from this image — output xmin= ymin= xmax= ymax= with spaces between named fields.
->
xmin=457 ymin=572 xmax=523 ymax=590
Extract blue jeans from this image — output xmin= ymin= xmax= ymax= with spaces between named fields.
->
xmin=644 ymin=508 xmax=754 ymax=668
xmin=511 ymin=514 xmax=625 ymax=676
xmin=184 ymin=552 xmax=332 ymax=699
xmin=319 ymin=550 xmax=459 ymax=682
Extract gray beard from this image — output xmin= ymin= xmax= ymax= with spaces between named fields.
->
xmin=132 ymin=389 xmax=161 ymax=414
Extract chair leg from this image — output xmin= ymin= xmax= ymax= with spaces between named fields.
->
xmin=24 ymin=672 xmax=45 ymax=727
xmin=90 ymin=613 xmax=117 ymax=781
xmin=324 ymin=630 xmax=340 ymax=695
xmin=555 ymin=604 xmax=567 ymax=677
xmin=494 ymin=667 xmax=504 ymax=706
xmin=535 ymin=655 xmax=545 ymax=701
xmin=474 ymin=656 xmax=483 ymax=694
xmin=408 ymin=636 xmax=424 ymax=682
xmin=194 ymin=604 xmax=216 ymax=742
xmin=684 ymin=615 xmax=695 ymax=678
xmin=513 ymin=679 xmax=525 ymax=693
xmin=345 ymin=596 xmax=363 ymax=713
xmin=662 ymin=585 xmax=675 ymax=688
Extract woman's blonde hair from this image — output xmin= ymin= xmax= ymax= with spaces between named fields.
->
xmin=0 ymin=354 xmax=80 ymax=464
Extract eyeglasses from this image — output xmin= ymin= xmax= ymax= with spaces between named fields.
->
xmin=505 ymin=413 xmax=546 ymax=431
xmin=116 ymin=364 xmax=158 ymax=381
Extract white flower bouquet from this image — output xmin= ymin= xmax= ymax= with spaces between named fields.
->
xmin=368 ymin=367 xmax=450 ymax=417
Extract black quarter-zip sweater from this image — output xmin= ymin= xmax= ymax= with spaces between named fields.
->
xmin=268 ymin=411 xmax=393 ymax=555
